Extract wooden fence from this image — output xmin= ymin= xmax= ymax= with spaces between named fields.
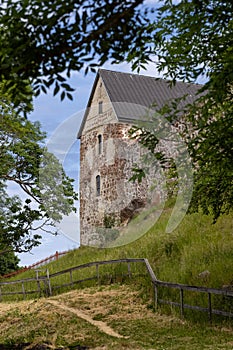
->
xmin=143 ymin=259 xmax=233 ymax=322
xmin=1 ymin=250 xmax=68 ymax=279
xmin=153 ymin=280 xmax=233 ymax=323
xmin=0 ymin=258 xmax=232 ymax=323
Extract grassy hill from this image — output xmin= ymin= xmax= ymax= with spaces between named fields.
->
xmin=0 ymin=209 xmax=232 ymax=349
xmin=18 ymin=208 xmax=232 ymax=290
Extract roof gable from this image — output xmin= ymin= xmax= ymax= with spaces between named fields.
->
xmin=78 ymin=69 xmax=202 ymax=138
xmin=77 ymin=73 xmax=118 ymax=138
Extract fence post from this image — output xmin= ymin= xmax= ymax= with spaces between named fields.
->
xmin=46 ymin=269 xmax=52 ymax=296
xmin=180 ymin=288 xmax=184 ymax=317
xmin=70 ymin=270 xmax=73 ymax=286
xmin=56 ymin=251 xmax=59 ymax=260
xmin=0 ymin=286 xmax=2 ymax=302
xmin=208 ymin=293 xmax=212 ymax=324
xmin=96 ymin=264 xmax=100 ymax=285
xmin=22 ymin=282 xmax=26 ymax=300
xmin=35 ymin=270 xmax=42 ymax=296
xmin=153 ymin=282 xmax=158 ymax=310
xmin=127 ymin=262 xmax=132 ymax=278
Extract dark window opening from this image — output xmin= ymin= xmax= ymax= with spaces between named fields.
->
xmin=96 ymin=175 xmax=101 ymax=196
xmin=99 ymin=101 xmax=103 ymax=114
xmin=98 ymin=134 xmax=102 ymax=154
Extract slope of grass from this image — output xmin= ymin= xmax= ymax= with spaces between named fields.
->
xmin=3 ymin=208 xmax=233 ymax=287
xmin=0 ymin=209 xmax=233 ymax=348
xmin=0 ymin=284 xmax=232 ymax=349
xmin=1 ymin=209 xmax=232 ymax=320
xmin=21 ymin=209 xmax=232 ymax=289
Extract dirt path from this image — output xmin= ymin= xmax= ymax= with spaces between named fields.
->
xmin=46 ymin=299 xmax=127 ymax=339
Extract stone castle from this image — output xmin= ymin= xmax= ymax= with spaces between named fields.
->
xmin=78 ymin=69 xmax=200 ymax=246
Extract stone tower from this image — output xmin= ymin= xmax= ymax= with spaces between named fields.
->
xmin=77 ymin=69 xmax=200 ymax=246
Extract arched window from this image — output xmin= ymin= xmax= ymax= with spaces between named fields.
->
xmin=98 ymin=134 xmax=102 ymax=154
xmin=96 ymin=175 xmax=101 ymax=196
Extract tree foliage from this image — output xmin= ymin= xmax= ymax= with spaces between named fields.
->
xmin=0 ymin=248 xmax=20 ymax=275
xmin=155 ymin=1 xmax=233 ymax=97
xmin=0 ymin=0 xmax=153 ymax=104
xmin=0 ymin=101 xmax=78 ymax=255
xmin=187 ymin=96 xmax=233 ymax=221
xmin=129 ymin=0 xmax=233 ymax=221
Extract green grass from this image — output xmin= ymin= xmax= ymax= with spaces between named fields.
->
xmin=41 ymin=209 xmax=233 ymax=289
xmin=0 ymin=209 xmax=233 ymax=348
xmin=1 ymin=208 xmax=233 ymax=321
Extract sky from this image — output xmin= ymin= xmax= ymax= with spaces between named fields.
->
xmin=18 ymin=71 xmax=95 ymax=266
xmin=17 ymin=61 xmax=163 ymax=266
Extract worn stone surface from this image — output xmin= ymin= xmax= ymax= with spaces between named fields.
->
xmin=80 ymin=123 xmax=153 ymax=245
xmin=79 ymin=76 xmax=162 ymax=246
xmin=120 ymin=198 xmax=146 ymax=226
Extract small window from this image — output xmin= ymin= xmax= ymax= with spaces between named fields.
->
xmin=96 ymin=175 xmax=101 ymax=196
xmin=99 ymin=101 xmax=103 ymax=114
xmin=98 ymin=134 xmax=102 ymax=154
xmin=99 ymin=82 xmax=102 ymax=97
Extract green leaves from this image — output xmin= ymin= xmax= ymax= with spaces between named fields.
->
xmin=0 ymin=102 xmax=78 ymax=254
xmin=0 ymin=248 xmax=20 ymax=275
xmin=0 ymin=0 xmax=148 ymax=100
xmin=188 ymin=98 xmax=233 ymax=221
xmin=128 ymin=1 xmax=233 ymax=222
xmin=129 ymin=167 xmax=146 ymax=183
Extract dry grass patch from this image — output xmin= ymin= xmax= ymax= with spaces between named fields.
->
xmin=53 ymin=284 xmax=156 ymax=322
xmin=0 ymin=284 xmax=232 ymax=350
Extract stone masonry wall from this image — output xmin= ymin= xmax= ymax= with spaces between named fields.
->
xmin=79 ymin=75 xmax=162 ymax=246
xmin=80 ymin=122 xmax=153 ymax=246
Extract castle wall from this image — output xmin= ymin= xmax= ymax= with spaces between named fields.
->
xmin=80 ymin=122 xmax=153 ymax=246
xmin=79 ymin=76 xmax=162 ymax=247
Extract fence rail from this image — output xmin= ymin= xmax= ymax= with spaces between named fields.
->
xmin=154 ymin=279 xmax=233 ymax=322
xmin=0 ymin=258 xmax=232 ymax=323
xmin=1 ymin=251 xmax=68 ymax=279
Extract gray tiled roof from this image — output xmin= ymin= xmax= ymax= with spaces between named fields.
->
xmin=77 ymin=69 xmax=202 ymax=138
